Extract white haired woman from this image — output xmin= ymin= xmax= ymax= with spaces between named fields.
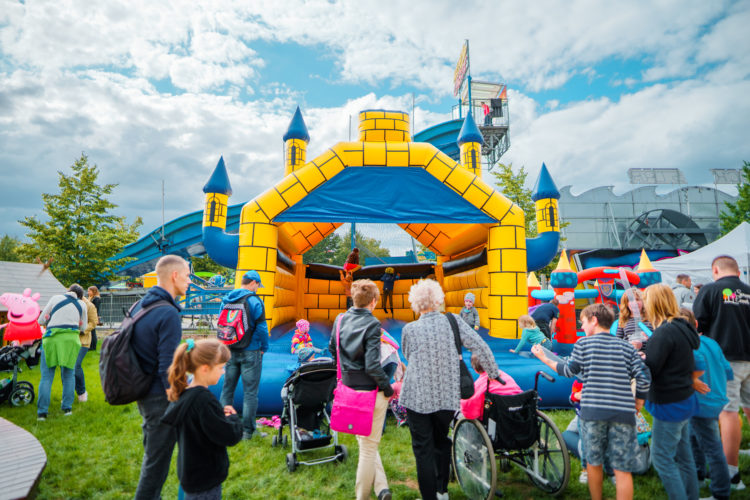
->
xmin=399 ymin=279 xmax=500 ymax=500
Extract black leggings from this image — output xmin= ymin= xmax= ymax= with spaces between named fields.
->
xmin=406 ymin=409 xmax=453 ymax=499
xmin=382 ymin=290 xmax=394 ymax=312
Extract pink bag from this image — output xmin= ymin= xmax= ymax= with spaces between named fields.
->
xmin=330 ymin=314 xmax=377 ymax=436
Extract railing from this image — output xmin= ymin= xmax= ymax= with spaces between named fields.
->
xmin=451 ymin=99 xmax=509 ymax=129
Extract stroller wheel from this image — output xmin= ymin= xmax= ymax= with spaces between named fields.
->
xmin=271 ymin=435 xmax=278 ymax=447
xmin=286 ymin=453 xmax=297 ymax=472
xmin=10 ymin=385 xmax=34 ymax=406
xmin=335 ymin=444 xmax=348 ymax=462
xmin=282 ymin=435 xmax=289 ymax=448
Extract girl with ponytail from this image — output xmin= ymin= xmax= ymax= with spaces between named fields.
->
xmin=161 ymin=339 xmax=243 ymax=499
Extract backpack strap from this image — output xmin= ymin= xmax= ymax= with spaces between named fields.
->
xmin=47 ymin=295 xmax=84 ymax=330
xmin=131 ymin=299 xmax=174 ymax=322
xmin=240 ymin=294 xmax=265 ymax=335
xmin=445 ymin=312 xmax=463 ymax=357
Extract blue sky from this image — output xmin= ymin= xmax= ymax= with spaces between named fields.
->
xmin=1 ymin=0 xmax=749 ymax=242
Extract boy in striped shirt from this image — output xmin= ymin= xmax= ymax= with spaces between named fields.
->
xmin=533 ymin=303 xmax=651 ymax=500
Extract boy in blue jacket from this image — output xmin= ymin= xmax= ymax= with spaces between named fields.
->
xmin=682 ymin=308 xmax=733 ymax=500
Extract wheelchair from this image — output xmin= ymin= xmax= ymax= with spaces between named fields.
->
xmin=451 ymin=371 xmax=570 ymax=498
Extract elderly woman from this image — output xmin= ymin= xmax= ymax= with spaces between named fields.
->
xmin=329 ymin=279 xmax=394 ymax=500
xmin=400 ymin=279 xmax=499 ymax=500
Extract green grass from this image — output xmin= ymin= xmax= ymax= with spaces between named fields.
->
xmin=3 ymin=352 xmax=750 ymax=499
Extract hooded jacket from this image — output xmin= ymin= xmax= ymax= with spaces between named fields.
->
xmin=130 ymin=286 xmax=182 ymax=395
xmin=161 ymin=387 xmax=243 ymax=493
xmin=328 ymin=308 xmax=393 ymax=396
xmin=220 ymin=288 xmax=268 ymax=352
xmin=644 ymin=317 xmax=700 ymax=404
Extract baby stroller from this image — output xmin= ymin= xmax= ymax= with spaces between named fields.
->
xmin=0 ymin=343 xmax=36 ymax=406
xmin=272 ymin=358 xmax=347 ymax=472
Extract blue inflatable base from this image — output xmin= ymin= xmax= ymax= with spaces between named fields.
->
xmin=208 ymin=319 xmax=577 ymax=416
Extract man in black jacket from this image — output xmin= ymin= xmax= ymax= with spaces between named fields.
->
xmin=693 ymin=255 xmax=750 ymax=490
xmin=131 ymin=255 xmax=191 ymax=500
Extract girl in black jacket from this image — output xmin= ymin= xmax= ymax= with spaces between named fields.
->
xmin=162 ymin=339 xmax=243 ymax=500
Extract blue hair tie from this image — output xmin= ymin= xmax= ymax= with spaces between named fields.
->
xmin=186 ymin=339 xmax=195 ymax=352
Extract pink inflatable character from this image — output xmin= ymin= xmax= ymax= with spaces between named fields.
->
xmin=0 ymin=288 xmax=44 ymax=344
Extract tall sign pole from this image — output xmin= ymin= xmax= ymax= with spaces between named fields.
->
xmin=453 ymin=40 xmax=470 ymax=118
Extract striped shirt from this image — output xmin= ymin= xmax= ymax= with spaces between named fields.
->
xmin=558 ymin=332 xmax=651 ymax=424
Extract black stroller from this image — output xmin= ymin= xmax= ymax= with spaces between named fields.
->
xmin=0 ymin=341 xmax=39 ymax=406
xmin=271 ymin=358 xmax=347 ymax=472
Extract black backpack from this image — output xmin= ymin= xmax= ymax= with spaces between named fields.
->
xmin=99 ymin=300 xmax=172 ymax=405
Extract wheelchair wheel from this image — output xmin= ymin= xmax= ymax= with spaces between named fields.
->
xmin=523 ymin=411 xmax=570 ymax=496
xmin=451 ymin=418 xmax=497 ymax=500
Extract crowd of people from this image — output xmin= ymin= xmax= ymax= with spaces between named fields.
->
xmin=29 ymin=252 xmax=750 ymax=500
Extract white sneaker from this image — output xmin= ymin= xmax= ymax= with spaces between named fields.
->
xmin=578 ymin=470 xmax=588 ymax=484
xmin=731 ymin=472 xmax=746 ymax=490
xmin=699 ymin=496 xmax=717 ymax=500
xmin=78 ymin=392 xmax=88 ymax=402
xmin=436 ymin=493 xmax=449 ymax=500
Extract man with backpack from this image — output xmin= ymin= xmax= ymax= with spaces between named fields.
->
xmin=130 ymin=255 xmax=191 ymax=500
xmin=219 ymin=270 xmax=269 ymax=439
xmin=36 ymin=283 xmax=87 ymax=420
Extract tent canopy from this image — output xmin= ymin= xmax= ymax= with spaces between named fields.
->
xmin=653 ymin=222 xmax=750 ymax=286
xmin=0 ymin=261 xmax=67 ymax=312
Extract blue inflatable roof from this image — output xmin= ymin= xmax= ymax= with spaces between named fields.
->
xmin=531 ymin=163 xmax=560 ymax=201
xmin=457 ymin=112 xmax=485 ymax=146
xmin=282 ymin=106 xmax=310 ymax=142
xmin=273 ymin=167 xmax=496 ymax=223
xmin=202 ymin=156 xmax=233 ymax=195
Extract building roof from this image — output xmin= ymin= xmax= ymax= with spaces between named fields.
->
xmin=0 ymin=261 xmax=67 ymax=312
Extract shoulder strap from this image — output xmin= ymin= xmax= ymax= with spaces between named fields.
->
xmin=445 ymin=312 xmax=462 ymax=356
xmin=131 ymin=299 xmax=174 ymax=323
xmin=240 ymin=294 xmax=265 ymax=331
xmin=49 ymin=295 xmax=83 ymax=320
xmin=335 ymin=314 xmax=344 ymax=381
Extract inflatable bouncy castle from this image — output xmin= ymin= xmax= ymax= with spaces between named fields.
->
xmin=201 ymin=108 xmax=561 ymax=339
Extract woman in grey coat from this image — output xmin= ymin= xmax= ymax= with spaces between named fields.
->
xmin=400 ymin=280 xmax=499 ymax=500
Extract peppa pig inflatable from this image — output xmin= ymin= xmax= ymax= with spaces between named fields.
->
xmin=0 ymin=288 xmax=44 ymax=344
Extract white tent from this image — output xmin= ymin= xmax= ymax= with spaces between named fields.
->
xmin=653 ymin=222 xmax=750 ymax=286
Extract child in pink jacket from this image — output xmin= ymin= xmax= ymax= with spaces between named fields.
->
xmin=461 ymin=353 xmax=522 ymax=419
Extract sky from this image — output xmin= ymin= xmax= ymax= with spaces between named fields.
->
xmin=1 ymin=0 xmax=749 ymax=244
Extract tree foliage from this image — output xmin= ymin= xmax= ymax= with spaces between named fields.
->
xmin=192 ymin=254 xmax=233 ymax=276
xmin=0 ymin=234 xmax=23 ymax=262
xmin=303 ymin=229 xmax=390 ymax=266
xmin=18 ymin=154 xmax=142 ymax=286
xmin=719 ymin=161 xmax=750 ymax=235
xmin=490 ymin=162 xmax=537 ymax=237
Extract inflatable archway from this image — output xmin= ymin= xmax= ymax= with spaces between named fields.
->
xmin=201 ymin=108 xmax=561 ymax=339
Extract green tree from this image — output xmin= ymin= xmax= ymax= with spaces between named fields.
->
xmin=0 ymin=234 xmax=23 ymax=262
xmin=490 ymin=162 xmax=537 ymax=236
xmin=18 ymin=154 xmax=142 ymax=285
xmin=303 ymin=233 xmax=344 ymax=265
xmin=192 ymin=254 xmax=233 ymax=276
xmin=719 ymin=161 xmax=750 ymax=235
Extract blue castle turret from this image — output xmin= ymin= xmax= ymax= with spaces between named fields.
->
xmin=283 ymin=106 xmax=310 ymax=176
xmin=526 ymin=163 xmax=562 ymax=271
xmin=201 ymin=156 xmax=239 ymax=268
xmin=457 ymin=112 xmax=484 ymax=178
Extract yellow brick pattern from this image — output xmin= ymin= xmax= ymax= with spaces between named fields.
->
xmin=358 ymin=110 xmax=411 ymax=142
xmin=460 ymin=142 xmax=482 ymax=179
xmin=203 ymin=193 xmax=228 ymax=228
xmin=535 ymin=198 xmax=560 ymax=233
xmin=284 ymin=138 xmax=307 ymax=176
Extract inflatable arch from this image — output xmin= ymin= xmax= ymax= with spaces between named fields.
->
xmin=201 ymin=108 xmax=561 ymax=339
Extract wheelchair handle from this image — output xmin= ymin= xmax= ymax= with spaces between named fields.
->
xmin=534 ymin=370 xmax=555 ymax=391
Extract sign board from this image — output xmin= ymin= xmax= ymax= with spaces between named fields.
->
xmin=453 ymin=40 xmax=469 ymax=97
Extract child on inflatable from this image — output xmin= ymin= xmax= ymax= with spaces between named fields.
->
xmin=380 ymin=267 xmax=399 ymax=315
xmin=510 ymin=315 xmax=553 ymax=354
xmin=343 ymin=247 xmax=361 ymax=273
xmin=161 ymin=339 xmax=243 ymax=499
xmin=460 ymin=292 xmax=480 ymax=330
xmin=461 ymin=353 xmax=522 ymax=419
xmin=290 ymin=319 xmax=324 ymax=364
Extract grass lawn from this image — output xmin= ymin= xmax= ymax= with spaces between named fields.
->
xmin=3 ymin=350 xmax=750 ymax=499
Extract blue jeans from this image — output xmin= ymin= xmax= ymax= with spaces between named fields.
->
xmin=220 ymin=349 xmax=263 ymax=436
xmin=37 ymin=349 xmax=74 ymax=415
xmin=651 ymin=417 xmax=699 ymax=500
xmin=74 ymin=346 xmax=88 ymax=395
xmin=135 ymin=392 xmax=177 ymax=500
xmin=690 ymin=417 xmax=730 ymax=499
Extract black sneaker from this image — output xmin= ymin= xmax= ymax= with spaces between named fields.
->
xmin=37 ymin=413 xmax=47 ymax=421
xmin=377 ymin=489 xmax=392 ymax=500
xmin=63 ymin=409 xmax=72 ymax=417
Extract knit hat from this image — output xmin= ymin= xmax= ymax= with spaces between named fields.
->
xmin=385 ymin=267 xmax=394 ymax=274
xmin=464 ymin=292 xmax=475 ymax=303
xmin=295 ymin=319 xmax=310 ymax=333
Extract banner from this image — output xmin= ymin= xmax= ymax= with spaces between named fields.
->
xmin=453 ymin=41 xmax=469 ymax=97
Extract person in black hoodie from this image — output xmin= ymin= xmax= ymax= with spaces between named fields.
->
xmin=162 ymin=338 xmax=243 ymax=499
xmin=693 ymin=254 xmax=750 ymax=489
xmin=643 ymin=283 xmax=702 ymax=500
xmin=131 ymin=255 xmax=191 ymax=500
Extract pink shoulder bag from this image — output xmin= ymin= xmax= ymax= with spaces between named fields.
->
xmin=329 ymin=314 xmax=378 ymax=436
